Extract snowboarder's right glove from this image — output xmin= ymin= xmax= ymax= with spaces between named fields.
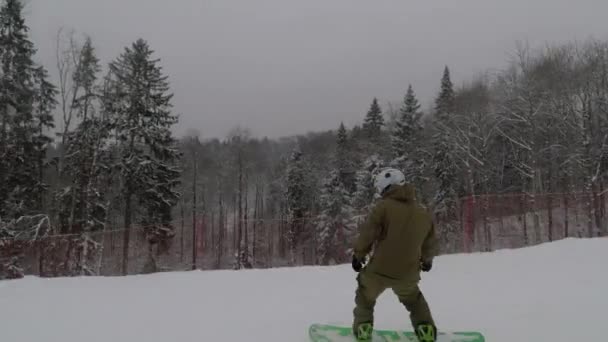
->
xmin=420 ymin=260 xmax=432 ymax=272
xmin=352 ymin=255 xmax=365 ymax=272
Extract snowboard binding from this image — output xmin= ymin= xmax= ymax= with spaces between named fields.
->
xmin=415 ymin=323 xmax=437 ymax=342
xmin=354 ymin=322 xmax=373 ymax=341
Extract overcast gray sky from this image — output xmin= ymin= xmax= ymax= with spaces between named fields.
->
xmin=25 ymin=0 xmax=608 ymax=139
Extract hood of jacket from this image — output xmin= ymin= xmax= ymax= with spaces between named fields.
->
xmin=382 ymin=184 xmax=416 ymax=203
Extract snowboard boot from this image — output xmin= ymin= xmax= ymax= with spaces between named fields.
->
xmin=354 ymin=322 xmax=373 ymax=341
xmin=415 ymin=322 xmax=437 ymax=342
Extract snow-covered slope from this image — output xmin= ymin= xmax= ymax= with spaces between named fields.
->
xmin=1 ymin=237 xmax=606 ymax=342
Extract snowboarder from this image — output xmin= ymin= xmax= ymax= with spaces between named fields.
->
xmin=351 ymin=168 xmax=439 ymax=342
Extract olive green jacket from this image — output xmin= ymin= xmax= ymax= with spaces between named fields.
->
xmin=353 ymin=184 xmax=439 ymax=281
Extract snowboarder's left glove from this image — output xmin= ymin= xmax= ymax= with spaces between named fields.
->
xmin=352 ymin=255 xmax=365 ymax=272
xmin=420 ymin=260 xmax=432 ymax=272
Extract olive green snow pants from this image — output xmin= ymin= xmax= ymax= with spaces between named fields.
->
xmin=353 ymin=270 xmax=434 ymax=331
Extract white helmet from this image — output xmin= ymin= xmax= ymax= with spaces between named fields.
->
xmin=374 ymin=168 xmax=406 ymax=194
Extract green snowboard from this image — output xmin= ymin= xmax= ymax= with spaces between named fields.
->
xmin=309 ymin=323 xmax=485 ymax=342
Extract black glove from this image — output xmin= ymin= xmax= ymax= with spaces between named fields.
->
xmin=420 ymin=260 xmax=432 ymax=272
xmin=352 ymin=255 xmax=365 ymax=272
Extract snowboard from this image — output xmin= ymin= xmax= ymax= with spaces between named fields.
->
xmin=309 ymin=323 xmax=485 ymax=342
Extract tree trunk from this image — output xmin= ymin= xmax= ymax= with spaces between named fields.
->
xmin=216 ymin=190 xmax=224 ymax=269
xmin=237 ymin=151 xmax=243 ymax=267
xmin=191 ymin=150 xmax=197 ymax=270
xmin=211 ymin=210 xmax=215 ymax=264
xmin=122 ymin=191 xmax=132 ymax=276
xmin=201 ymin=184 xmax=206 ymax=259
xmin=243 ymin=173 xmax=249 ymax=265
xmin=518 ymin=194 xmax=527 ymax=246
xmin=180 ymin=199 xmax=185 ymax=263
xmin=252 ymin=183 xmax=260 ymax=265
xmin=563 ymin=191 xmax=570 ymax=238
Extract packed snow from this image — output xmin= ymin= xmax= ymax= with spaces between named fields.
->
xmin=1 ymin=237 xmax=606 ymax=342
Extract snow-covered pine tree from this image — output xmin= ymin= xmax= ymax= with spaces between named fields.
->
xmin=57 ymin=37 xmax=102 ymax=229
xmin=60 ymin=118 xmax=110 ymax=274
xmin=31 ymin=66 xmax=58 ymax=208
xmin=107 ymin=38 xmax=181 ymax=274
xmin=361 ymin=98 xmax=389 ymax=157
xmin=335 ymin=122 xmax=357 ymax=191
xmin=0 ymin=0 xmax=56 ymax=218
xmin=435 ymin=66 xmax=456 ymax=121
xmin=363 ymin=98 xmax=384 ymax=140
xmin=430 ymin=66 xmax=460 ymax=248
xmin=392 ymin=85 xmax=420 ymax=158
xmin=316 ymin=169 xmax=355 ymax=265
xmin=353 ymin=155 xmax=383 ymax=214
xmin=315 ymin=124 xmax=358 ymax=264
xmin=71 ymin=37 xmax=100 ymax=122
xmin=285 ymin=145 xmax=309 ymax=265
xmin=55 ymin=37 xmax=110 ymax=275
xmin=336 ymin=122 xmax=349 ymax=172
xmin=348 ymin=124 xmax=368 ymax=175
xmin=227 ymin=127 xmax=253 ymax=270
xmin=390 ymin=84 xmax=425 ymax=184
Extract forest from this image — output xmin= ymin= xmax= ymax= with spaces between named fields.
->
xmin=1 ymin=0 xmax=607 ymax=278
